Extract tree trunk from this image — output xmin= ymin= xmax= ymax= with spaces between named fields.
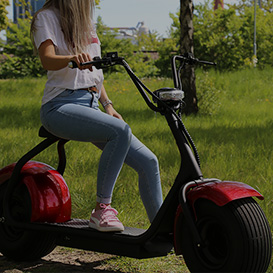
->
xmin=180 ymin=0 xmax=198 ymax=114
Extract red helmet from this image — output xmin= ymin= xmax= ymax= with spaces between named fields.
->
xmin=0 ymin=161 xmax=71 ymax=223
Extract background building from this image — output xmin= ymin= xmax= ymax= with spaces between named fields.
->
xmin=13 ymin=0 xmax=45 ymax=23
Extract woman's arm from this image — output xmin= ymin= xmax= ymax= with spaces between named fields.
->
xmin=38 ymin=40 xmax=122 ymax=120
xmin=38 ymin=39 xmax=93 ymax=71
xmin=99 ymin=85 xmax=123 ymax=120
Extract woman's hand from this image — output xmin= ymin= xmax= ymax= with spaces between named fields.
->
xmin=104 ymin=104 xmax=124 ymax=121
xmin=71 ymin=53 xmax=93 ymax=71
xmin=38 ymin=40 xmax=94 ymax=71
xmin=99 ymin=85 xmax=123 ymax=120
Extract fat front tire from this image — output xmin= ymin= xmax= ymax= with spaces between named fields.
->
xmin=175 ymin=198 xmax=272 ymax=272
xmin=0 ymin=182 xmax=56 ymax=261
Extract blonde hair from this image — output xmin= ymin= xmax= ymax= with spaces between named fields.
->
xmin=31 ymin=0 xmax=95 ymax=54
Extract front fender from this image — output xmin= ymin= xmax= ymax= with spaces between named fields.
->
xmin=174 ymin=180 xmax=264 ymax=255
xmin=187 ymin=180 xmax=263 ymax=207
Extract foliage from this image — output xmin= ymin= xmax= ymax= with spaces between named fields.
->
xmin=236 ymin=0 xmax=273 ymax=13
xmin=0 ymin=15 xmax=162 ymax=79
xmin=154 ymin=13 xmax=179 ymax=78
xmin=194 ymin=3 xmax=245 ymax=70
xmin=14 ymin=0 xmax=33 ymax=19
xmin=96 ymin=16 xmax=136 ymax=72
xmin=2 ymin=1 xmax=273 ymax=79
xmin=0 ymin=0 xmax=9 ymax=32
xmin=0 ymin=18 xmax=45 ymax=78
xmin=194 ymin=1 xmax=273 ymax=69
xmin=0 ymin=0 xmax=45 ymax=78
xmin=169 ymin=1 xmax=273 ymax=70
xmin=195 ymin=70 xmax=221 ymax=115
xmin=96 ymin=16 xmax=161 ymax=78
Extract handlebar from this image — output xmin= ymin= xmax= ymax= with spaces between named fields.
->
xmin=68 ymin=52 xmax=124 ymax=70
xmin=68 ymin=51 xmax=216 ymax=71
xmin=171 ymin=53 xmax=216 ymax=90
xmin=68 ymin=51 xmax=216 ymax=111
xmin=68 ymin=52 xmax=214 ymax=169
xmin=176 ymin=53 xmax=216 ymax=66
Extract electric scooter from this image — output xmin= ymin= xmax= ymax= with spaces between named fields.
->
xmin=0 ymin=52 xmax=272 ymax=272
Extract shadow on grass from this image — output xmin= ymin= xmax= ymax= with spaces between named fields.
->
xmin=0 ymin=250 xmax=123 ymax=273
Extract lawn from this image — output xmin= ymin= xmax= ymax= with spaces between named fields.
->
xmin=0 ymin=66 xmax=272 ymax=272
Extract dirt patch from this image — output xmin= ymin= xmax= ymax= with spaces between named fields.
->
xmin=0 ymin=247 xmax=122 ymax=273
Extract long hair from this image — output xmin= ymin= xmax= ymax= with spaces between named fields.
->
xmin=31 ymin=0 xmax=95 ymax=54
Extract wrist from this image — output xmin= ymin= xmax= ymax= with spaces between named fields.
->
xmin=102 ymin=99 xmax=113 ymax=109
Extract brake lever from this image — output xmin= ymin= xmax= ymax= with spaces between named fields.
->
xmin=182 ymin=53 xmax=216 ymax=66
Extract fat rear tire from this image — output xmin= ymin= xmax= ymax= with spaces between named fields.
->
xmin=175 ymin=198 xmax=272 ymax=272
xmin=0 ymin=181 xmax=56 ymax=261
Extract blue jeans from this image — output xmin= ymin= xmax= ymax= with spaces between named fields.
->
xmin=40 ymin=89 xmax=163 ymax=222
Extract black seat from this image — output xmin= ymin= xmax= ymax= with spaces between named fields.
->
xmin=39 ymin=126 xmax=59 ymax=139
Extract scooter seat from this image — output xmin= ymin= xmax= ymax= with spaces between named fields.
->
xmin=39 ymin=126 xmax=59 ymax=139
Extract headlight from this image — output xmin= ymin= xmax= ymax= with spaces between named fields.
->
xmin=155 ymin=88 xmax=184 ymax=102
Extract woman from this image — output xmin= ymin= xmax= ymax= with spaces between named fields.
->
xmin=31 ymin=0 xmax=163 ymax=232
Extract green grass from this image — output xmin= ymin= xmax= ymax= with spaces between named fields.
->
xmin=0 ymin=68 xmax=272 ymax=272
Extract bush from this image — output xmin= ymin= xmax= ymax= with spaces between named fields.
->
xmin=168 ymin=1 xmax=273 ymax=71
xmin=196 ymin=70 xmax=221 ymax=115
xmin=193 ymin=2 xmax=273 ymax=70
xmin=0 ymin=16 xmax=162 ymax=79
xmin=0 ymin=19 xmax=45 ymax=78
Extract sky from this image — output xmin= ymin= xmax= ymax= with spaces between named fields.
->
xmin=1 ymin=0 xmax=237 ymax=40
xmin=95 ymin=0 xmax=237 ymax=37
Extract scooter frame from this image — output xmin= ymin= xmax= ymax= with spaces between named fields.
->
xmin=0 ymin=52 xmax=266 ymax=260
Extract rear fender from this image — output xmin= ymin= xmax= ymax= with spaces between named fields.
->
xmin=0 ymin=161 xmax=71 ymax=223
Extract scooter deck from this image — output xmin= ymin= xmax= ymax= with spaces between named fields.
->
xmin=41 ymin=218 xmax=173 ymax=258
xmin=49 ymin=218 xmax=146 ymax=236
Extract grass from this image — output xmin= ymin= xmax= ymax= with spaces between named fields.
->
xmin=0 ymin=67 xmax=272 ymax=272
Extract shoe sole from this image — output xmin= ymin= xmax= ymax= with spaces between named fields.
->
xmin=89 ymin=221 xmax=124 ymax=232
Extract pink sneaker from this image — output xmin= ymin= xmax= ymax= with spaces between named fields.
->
xmin=89 ymin=204 xmax=124 ymax=232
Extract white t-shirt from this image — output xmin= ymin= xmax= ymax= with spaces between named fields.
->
xmin=33 ymin=8 xmax=104 ymax=105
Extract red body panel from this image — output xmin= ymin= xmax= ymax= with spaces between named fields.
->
xmin=0 ymin=161 xmax=71 ymax=223
xmin=187 ymin=180 xmax=263 ymax=207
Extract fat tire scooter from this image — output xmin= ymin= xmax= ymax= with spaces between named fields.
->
xmin=0 ymin=52 xmax=272 ymax=272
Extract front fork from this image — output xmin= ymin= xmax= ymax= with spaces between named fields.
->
xmin=177 ymin=178 xmax=220 ymax=248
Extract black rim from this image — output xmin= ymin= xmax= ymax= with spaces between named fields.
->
xmin=0 ymin=182 xmax=31 ymax=243
xmin=196 ymin=216 xmax=230 ymax=270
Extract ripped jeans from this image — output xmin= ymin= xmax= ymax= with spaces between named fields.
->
xmin=40 ymin=89 xmax=163 ymax=222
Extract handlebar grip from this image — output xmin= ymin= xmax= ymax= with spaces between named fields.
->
xmin=189 ymin=57 xmax=216 ymax=66
xmin=68 ymin=57 xmax=103 ymax=69
xmin=68 ymin=61 xmax=78 ymax=69
xmin=68 ymin=60 xmax=101 ymax=69
xmin=198 ymin=60 xmax=217 ymax=66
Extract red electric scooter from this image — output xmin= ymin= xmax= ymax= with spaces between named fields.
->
xmin=0 ymin=52 xmax=272 ymax=272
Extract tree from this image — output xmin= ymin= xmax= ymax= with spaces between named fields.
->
xmin=0 ymin=0 xmax=10 ymax=31
xmin=236 ymin=0 xmax=273 ymax=12
xmin=193 ymin=2 xmax=273 ymax=69
xmin=180 ymin=0 xmax=198 ymax=114
xmin=0 ymin=18 xmax=45 ymax=78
